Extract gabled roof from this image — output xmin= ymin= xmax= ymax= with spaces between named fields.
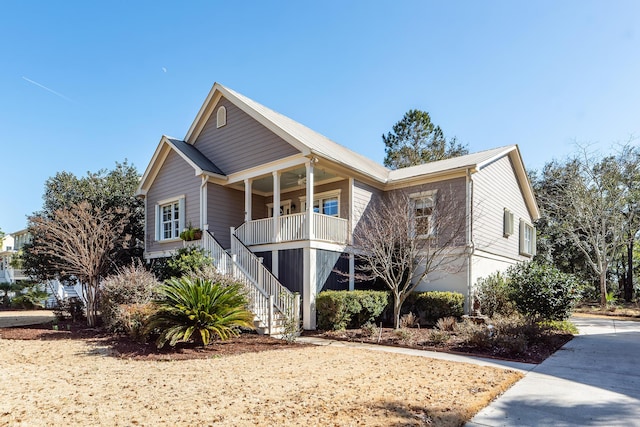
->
xmin=139 ymin=82 xmax=539 ymax=219
xmin=136 ymin=135 xmax=226 ymax=196
xmin=186 ymin=83 xmax=389 ymax=182
xmin=167 ymin=138 xmax=225 ymax=176
xmin=388 ymin=145 xmax=516 ymax=182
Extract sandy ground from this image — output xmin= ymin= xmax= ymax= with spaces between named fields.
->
xmin=0 ymin=336 xmax=521 ymax=427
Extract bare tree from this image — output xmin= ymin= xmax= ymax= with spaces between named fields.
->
xmin=28 ymin=201 xmax=131 ymax=326
xmin=539 ymin=147 xmax=625 ymax=307
xmin=351 ymin=186 xmax=467 ymax=328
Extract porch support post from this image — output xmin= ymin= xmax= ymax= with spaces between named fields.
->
xmin=303 ymin=246 xmax=317 ymax=330
xmin=244 ymin=178 xmax=252 ymax=222
xmin=200 ymin=176 xmax=209 ymax=230
xmin=306 ymin=159 xmax=315 ymax=240
xmin=348 ymin=252 xmax=355 ymax=291
xmin=272 ymin=250 xmax=279 ymax=278
xmin=273 ymin=171 xmax=281 ymax=242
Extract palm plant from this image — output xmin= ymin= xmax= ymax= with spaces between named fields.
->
xmin=145 ymin=277 xmax=255 ymax=348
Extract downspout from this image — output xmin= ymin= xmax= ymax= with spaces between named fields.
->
xmin=466 ymin=168 xmax=475 ymax=314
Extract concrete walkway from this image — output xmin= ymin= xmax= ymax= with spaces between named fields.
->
xmin=467 ymin=316 xmax=640 ymax=427
xmin=0 ymin=310 xmax=55 ymax=328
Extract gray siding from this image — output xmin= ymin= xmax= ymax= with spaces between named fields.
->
xmin=278 ymin=249 xmax=304 ymax=295
xmin=352 ymin=180 xmax=383 ymax=233
xmin=472 ymin=155 xmax=533 ymax=261
xmin=194 ymin=97 xmax=300 ymax=174
xmin=206 ymin=184 xmax=246 ymax=249
xmin=146 ymin=150 xmax=201 ymax=254
xmin=317 ymin=250 xmax=349 ymax=292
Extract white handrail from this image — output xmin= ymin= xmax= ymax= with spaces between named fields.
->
xmin=230 ymin=233 xmax=298 ymax=321
xmin=235 ymin=212 xmax=348 ymax=245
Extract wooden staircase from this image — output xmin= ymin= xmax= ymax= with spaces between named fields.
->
xmin=200 ymin=231 xmax=299 ymax=336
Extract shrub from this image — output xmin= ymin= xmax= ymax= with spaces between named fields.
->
xmin=316 ymin=290 xmax=388 ymax=330
xmin=435 ymin=316 xmax=458 ymax=332
xmin=404 ymin=291 xmax=464 ymax=325
xmin=507 ymin=261 xmax=581 ymax=321
xmin=399 ymin=312 xmax=419 ymax=328
xmin=475 ymin=272 xmax=516 ymax=317
xmin=53 ymin=296 xmax=85 ymax=322
xmin=457 ymin=319 xmax=492 ymax=349
xmin=539 ymin=319 xmax=578 ymax=334
xmin=119 ymin=303 xmax=158 ymax=341
xmin=100 ymin=262 xmax=161 ymax=332
xmin=145 ymin=277 xmax=255 ymax=348
xmin=151 ymin=246 xmax=213 ymax=281
xmin=427 ymin=329 xmax=450 ymax=345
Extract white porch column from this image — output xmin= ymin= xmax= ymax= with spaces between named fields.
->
xmin=200 ymin=176 xmax=209 ymax=230
xmin=244 ymin=178 xmax=252 ymax=222
xmin=305 ymin=159 xmax=315 ymax=240
xmin=273 ymin=171 xmax=281 ymax=242
xmin=303 ymin=246 xmax=317 ymax=329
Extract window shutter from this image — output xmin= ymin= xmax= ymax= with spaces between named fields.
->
xmin=504 ymin=209 xmax=514 ymax=237
xmin=179 ymin=197 xmax=186 ymax=232
xmin=531 ymin=226 xmax=537 ymax=256
xmin=519 ymin=219 xmax=525 ymax=254
xmin=155 ymin=204 xmax=161 ymax=241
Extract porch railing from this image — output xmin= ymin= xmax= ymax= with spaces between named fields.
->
xmin=201 ymin=231 xmax=299 ymax=333
xmin=234 ymin=212 xmax=348 ymax=246
xmin=230 ymin=233 xmax=299 ymax=321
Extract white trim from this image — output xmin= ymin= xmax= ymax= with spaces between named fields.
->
xmin=266 ymin=199 xmax=292 ymax=217
xmin=299 ymin=189 xmax=342 ymax=217
xmin=519 ymin=219 xmax=536 ymax=257
xmin=155 ymin=196 xmax=185 ymax=241
xmin=226 ymin=154 xmax=308 ymax=185
xmin=157 ymin=194 xmax=186 ymax=206
xmin=216 ymin=105 xmax=227 ymax=128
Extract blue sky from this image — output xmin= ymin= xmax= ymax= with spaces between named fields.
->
xmin=1 ymin=1 xmax=638 ymax=234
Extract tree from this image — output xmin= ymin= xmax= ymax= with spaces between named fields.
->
xmin=382 ymin=109 xmax=468 ymax=169
xmin=350 ymin=187 xmax=467 ymax=328
xmin=23 ymin=161 xmax=143 ymax=284
xmin=615 ymin=144 xmax=640 ymax=301
xmin=537 ymin=148 xmax=625 ymax=307
xmin=28 ymin=201 xmax=132 ymax=326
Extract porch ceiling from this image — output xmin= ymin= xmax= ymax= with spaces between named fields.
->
xmin=250 ymin=166 xmax=339 ymax=194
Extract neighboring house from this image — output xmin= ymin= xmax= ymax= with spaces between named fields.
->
xmin=0 ymin=229 xmax=82 ymax=307
xmin=0 ymin=229 xmax=31 ymax=283
xmin=136 ymin=83 xmax=540 ymax=331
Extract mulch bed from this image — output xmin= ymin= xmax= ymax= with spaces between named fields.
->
xmin=0 ymin=320 xmax=572 ymax=364
xmin=303 ymin=327 xmax=573 ymax=364
xmin=0 ymin=321 xmax=307 ymax=361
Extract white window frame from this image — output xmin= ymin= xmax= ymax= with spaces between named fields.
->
xmin=410 ymin=190 xmax=437 ymax=238
xmin=266 ymin=199 xmax=292 ymax=217
xmin=216 ymin=106 xmax=227 ymax=128
xmin=299 ymin=190 xmax=341 ymax=217
xmin=519 ymin=219 xmax=536 ymax=257
xmin=504 ymin=208 xmax=514 ymax=237
xmin=156 ymin=196 xmax=185 ymax=241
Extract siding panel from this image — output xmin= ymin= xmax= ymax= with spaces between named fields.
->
xmin=473 ymin=155 xmax=534 ymax=262
xmin=194 ymin=98 xmax=300 ymax=174
xmin=146 ymin=150 xmax=201 ymax=254
xmin=206 ymin=184 xmax=246 ymax=249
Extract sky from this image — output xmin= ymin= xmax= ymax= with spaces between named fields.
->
xmin=1 ymin=0 xmax=639 ymax=234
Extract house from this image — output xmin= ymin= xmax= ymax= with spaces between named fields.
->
xmin=136 ymin=83 xmax=540 ymax=331
xmin=0 ymin=229 xmax=82 ymax=307
xmin=0 ymin=229 xmax=31 ymax=284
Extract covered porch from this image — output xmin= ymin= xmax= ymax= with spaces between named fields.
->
xmin=232 ymin=157 xmax=351 ymax=247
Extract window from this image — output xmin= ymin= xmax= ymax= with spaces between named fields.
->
xmin=267 ymin=200 xmax=292 ymax=217
xmin=410 ymin=190 xmax=437 ymax=237
xmin=519 ymin=220 xmax=536 ymax=256
xmin=503 ymin=209 xmax=514 ymax=237
xmin=216 ymin=106 xmax=227 ymax=128
xmin=299 ymin=190 xmax=341 ymax=217
xmin=156 ymin=197 xmax=185 ymax=241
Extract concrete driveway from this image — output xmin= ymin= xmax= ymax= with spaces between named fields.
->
xmin=0 ymin=310 xmax=55 ymax=328
xmin=467 ymin=316 xmax=640 ymax=427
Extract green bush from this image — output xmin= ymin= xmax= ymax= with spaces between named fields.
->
xmin=316 ymin=290 xmax=388 ymax=330
xmin=475 ymin=272 xmax=516 ymax=317
xmin=145 ymin=277 xmax=255 ymax=348
xmin=507 ymin=261 xmax=581 ymax=321
xmin=404 ymin=291 xmax=464 ymax=325
xmin=151 ymin=246 xmax=213 ymax=281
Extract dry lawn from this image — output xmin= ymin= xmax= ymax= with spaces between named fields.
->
xmin=0 ymin=337 xmax=522 ymax=426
